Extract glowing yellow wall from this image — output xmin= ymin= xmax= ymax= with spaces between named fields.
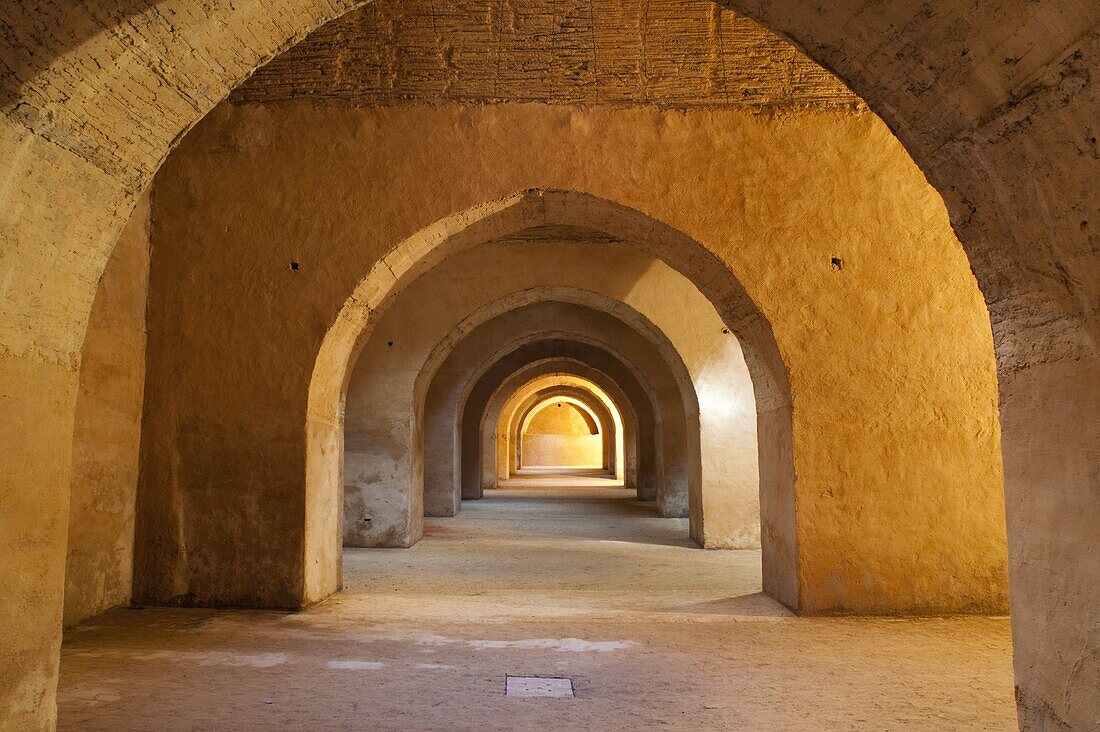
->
xmin=522 ymin=402 xmax=603 ymax=468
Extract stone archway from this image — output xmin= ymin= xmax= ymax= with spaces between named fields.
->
xmin=413 ymin=287 xmax=706 ymax=526
xmin=311 ymin=192 xmax=789 ymax=605
xmin=5 ymin=4 xmax=1091 ymax=726
xmin=495 ymin=375 xmax=628 ymax=484
xmin=470 ymin=359 xmax=646 ymax=499
xmin=422 ymin=317 xmax=690 ymax=520
xmin=512 ymin=390 xmax=616 ymax=474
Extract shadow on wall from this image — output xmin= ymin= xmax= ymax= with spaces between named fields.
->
xmin=1 ymin=1 xmax=168 ymax=107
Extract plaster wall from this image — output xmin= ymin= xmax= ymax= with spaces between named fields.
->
xmin=344 ymin=240 xmax=749 ymax=539
xmin=520 ymin=400 xmax=606 ymax=469
xmin=527 ymin=401 xmax=599 ymax=434
xmin=522 ymin=436 xmax=603 ymax=468
xmin=63 ymin=194 xmax=150 ymax=628
xmin=139 ymin=101 xmax=1004 ymax=618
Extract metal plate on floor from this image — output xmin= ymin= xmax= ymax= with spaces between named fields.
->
xmin=505 ymin=676 xmax=576 ymax=698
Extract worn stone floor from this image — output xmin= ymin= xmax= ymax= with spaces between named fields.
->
xmin=59 ymin=483 xmax=1017 ymax=730
xmin=502 ymin=467 xmax=625 ymax=487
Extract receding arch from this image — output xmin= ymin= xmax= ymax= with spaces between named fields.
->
xmin=514 ymin=391 xmax=613 ymax=473
xmin=474 ymin=362 xmax=642 ymax=495
xmin=414 ymin=286 xmax=707 ymax=521
xmin=469 ymin=355 xmax=648 ymax=498
xmin=505 ymin=380 xmax=622 ymax=479
xmin=520 ymin=397 xmax=601 ymax=439
xmin=416 ymin=299 xmax=699 ymax=523
xmin=337 ymin=237 xmax=757 ymax=550
xmin=310 ymin=191 xmax=788 ymax=605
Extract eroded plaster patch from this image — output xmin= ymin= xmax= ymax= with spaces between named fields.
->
xmin=326 ymin=660 xmax=386 ymax=670
xmin=355 ymin=631 xmax=635 ymax=653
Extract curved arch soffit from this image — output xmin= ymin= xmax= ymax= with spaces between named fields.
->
xmin=413 ymin=287 xmax=702 ymax=422
xmin=518 ymin=393 xmax=608 ymax=438
xmin=476 ymin=360 xmax=643 ymax=443
xmin=500 ymin=371 xmax=629 ymax=438
xmin=311 ymin=191 xmax=787 ymax=429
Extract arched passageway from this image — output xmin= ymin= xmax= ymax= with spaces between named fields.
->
xmin=4 ymin=2 xmax=1093 ymax=728
xmin=515 ymin=393 xmax=610 ymax=472
xmin=464 ymin=350 xmax=652 ymax=500
xmin=412 ymin=288 xmax=707 ymax=522
xmin=478 ymin=367 xmax=637 ymax=493
xmin=70 ymin=139 xmax=1007 ymax=726
xmin=344 ymin=288 xmax=709 ymax=544
xmin=299 ymin=187 xmax=1003 ymax=623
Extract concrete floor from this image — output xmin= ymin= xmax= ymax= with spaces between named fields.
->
xmin=59 ymin=484 xmax=1017 ymax=730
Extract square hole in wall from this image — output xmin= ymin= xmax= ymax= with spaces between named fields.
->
xmin=505 ymin=676 xmax=575 ymax=698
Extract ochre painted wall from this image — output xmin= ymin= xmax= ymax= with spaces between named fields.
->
xmin=141 ymin=101 xmax=1006 ymax=616
xmin=526 ymin=402 xmax=598 ymax=435
xmin=520 ymin=400 xmax=605 ymax=469
xmin=521 ymin=435 xmax=604 ymax=469
xmin=63 ymin=194 xmax=150 ymax=627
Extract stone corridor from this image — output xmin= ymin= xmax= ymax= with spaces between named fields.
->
xmin=4 ymin=3 xmax=1097 ymax=729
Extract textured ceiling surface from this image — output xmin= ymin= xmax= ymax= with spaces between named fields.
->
xmin=232 ymin=0 xmax=862 ymax=110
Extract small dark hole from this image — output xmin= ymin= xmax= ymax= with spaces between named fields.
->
xmin=290 ymin=261 xmax=300 ymax=271
xmin=387 ymin=341 xmax=394 ymax=347
xmin=362 ymin=517 xmax=371 ymax=523
xmin=830 ymin=256 xmax=844 ymax=271
xmin=722 ymin=327 xmax=730 ymax=334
